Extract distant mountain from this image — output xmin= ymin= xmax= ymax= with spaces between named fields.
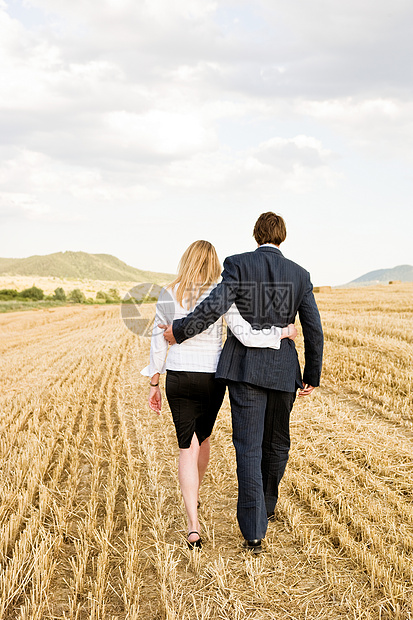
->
xmin=0 ymin=251 xmax=175 ymax=284
xmin=346 ymin=264 xmax=413 ymax=286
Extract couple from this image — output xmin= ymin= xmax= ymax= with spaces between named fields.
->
xmin=141 ymin=212 xmax=323 ymax=553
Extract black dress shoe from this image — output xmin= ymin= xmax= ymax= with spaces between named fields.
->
xmin=187 ymin=531 xmax=202 ymax=550
xmin=242 ymin=538 xmax=262 ymax=554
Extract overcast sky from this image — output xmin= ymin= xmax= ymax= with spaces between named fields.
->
xmin=0 ymin=0 xmax=412 ymax=285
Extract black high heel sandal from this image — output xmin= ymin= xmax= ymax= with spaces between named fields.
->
xmin=187 ymin=531 xmax=202 ymax=550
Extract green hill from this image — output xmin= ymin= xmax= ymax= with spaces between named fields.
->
xmin=0 ymin=251 xmax=175 ymax=285
xmin=345 ymin=264 xmax=413 ymax=286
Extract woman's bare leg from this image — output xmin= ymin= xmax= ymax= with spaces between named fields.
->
xmin=198 ymin=436 xmax=210 ymax=487
xmin=178 ymin=433 xmax=201 ymax=542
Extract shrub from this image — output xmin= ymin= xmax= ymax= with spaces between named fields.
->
xmin=0 ymin=289 xmax=19 ymax=300
xmin=19 ymin=286 xmax=44 ymax=300
xmin=98 ymin=288 xmax=121 ymax=303
xmin=53 ymin=287 xmax=66 ymax=301
xmin=108 ymin=288 xmax=121 ymax=302
xmin=68 ymin=288 xmax=86 ymax=303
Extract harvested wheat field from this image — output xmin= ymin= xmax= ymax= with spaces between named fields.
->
xmin=1 ymin=284 xmax=412 ymax=620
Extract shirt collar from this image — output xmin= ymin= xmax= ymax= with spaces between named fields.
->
xmin=256 ymin=243 xmax=283 ymax=256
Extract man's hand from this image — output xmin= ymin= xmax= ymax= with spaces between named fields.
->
xmin=158 ymin=324 xmax=176 ymax=345
xmin=149 ymin=386 xmax=162 ymax=414
xmin=298 ymin=384 xmax=316 ymax=397
xmin=281 ymin=323 xmax=298 ymax=340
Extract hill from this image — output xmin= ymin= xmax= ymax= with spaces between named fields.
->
xmin=0 ymin=251 xmax=175 ymax=285
xmin=346 ymin=264 xmax=413 ymax=287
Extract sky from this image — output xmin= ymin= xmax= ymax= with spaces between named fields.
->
xmin=0 ymin=0 xmax=412 ymax=286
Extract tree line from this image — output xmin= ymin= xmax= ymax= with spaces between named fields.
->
xmin=0 ymin=286 xmax=122 ymax=304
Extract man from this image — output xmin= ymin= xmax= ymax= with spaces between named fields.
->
xmin=161 ymin=212 xmax=323 ymax=552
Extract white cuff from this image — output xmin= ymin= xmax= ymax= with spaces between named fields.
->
xmin=140 ymin=364 xmax=166 ymax=377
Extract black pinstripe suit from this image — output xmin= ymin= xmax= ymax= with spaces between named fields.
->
xmin=173 ymin=246 xmax=323 ymax=540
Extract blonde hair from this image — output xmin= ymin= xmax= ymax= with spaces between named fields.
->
xmin=168 ymin=240 xmax=221 ymax=309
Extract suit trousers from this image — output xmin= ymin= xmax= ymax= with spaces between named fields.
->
xmin=227 ymin=381 xmax=296 ymax=541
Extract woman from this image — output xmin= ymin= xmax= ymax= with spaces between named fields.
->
xmin=141 ymin=240 xmax=296 ymax=549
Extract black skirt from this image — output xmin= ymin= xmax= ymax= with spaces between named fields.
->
xmin=166 ymin=370 xmax=226 ymax=449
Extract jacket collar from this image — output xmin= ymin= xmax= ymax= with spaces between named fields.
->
xmin=255 ymin=245 xmax=283 ymax=256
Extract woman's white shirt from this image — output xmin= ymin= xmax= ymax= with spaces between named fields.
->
xmin=141 ymin=284 xmax=282 ymax=377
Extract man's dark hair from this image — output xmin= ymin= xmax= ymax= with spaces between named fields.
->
xmin=253 ymin=212 xmax=287 ymax=246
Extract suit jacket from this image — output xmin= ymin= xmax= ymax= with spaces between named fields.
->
xmin=172 ymin=246 xmax=323 ymax=392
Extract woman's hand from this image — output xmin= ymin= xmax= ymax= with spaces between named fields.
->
xmin=281 ymin=324 xmax=297 ymax=341
xmin=149 ymin=386 xmax=162 ymax=414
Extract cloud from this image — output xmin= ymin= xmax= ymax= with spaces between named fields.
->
xmin=254 ymin=0 xmax=413 ymax=98
xmin=253 ymin=136 xmax=336 ymax=170
xmin=0 ymin=0 xmax=412 ymax=287
xmin=5 ymin=0 xmax=413 ymax=105
xmin=0 ymin=192 xmax=51 ymax=219
xmin=103 ymin=109 xmax=217 ymax=158
xmin=296 ymin=98 xmax=413 ymax=160
xmin=0 ymin=148 xmax=160 ymax=225
xmin=162 ymin=135 xmax=340 ymax=195
xmin=2 ymin=0 xmax=412 ymax=166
